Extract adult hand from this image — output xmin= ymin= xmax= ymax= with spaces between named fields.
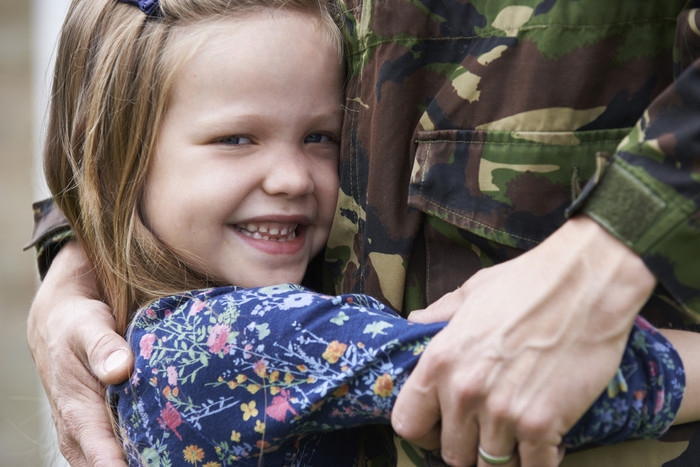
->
xmin=27 ymin=241 xmax=133 ymax=466
xmin=392 ymin=216 xmax=656 ymax=467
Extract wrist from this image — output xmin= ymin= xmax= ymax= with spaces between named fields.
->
xmin=542 ymin=215 xmax=656 ymax=322
xmin=44 ymin=240 xmax=100 ymax=300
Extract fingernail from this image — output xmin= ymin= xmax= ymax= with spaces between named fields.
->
xmin=104 ymin=349 xmax=128 ymax=373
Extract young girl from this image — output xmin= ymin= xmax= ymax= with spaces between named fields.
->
xmin=44 ymin=0 xmax=693 ymax=465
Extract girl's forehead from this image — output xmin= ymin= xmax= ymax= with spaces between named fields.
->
xmin=164 ymin=10 xmax=341 ymax=76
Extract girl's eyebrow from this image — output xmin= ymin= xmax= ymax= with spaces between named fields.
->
xmin=192 ymin=106 xmax=343 ymax=131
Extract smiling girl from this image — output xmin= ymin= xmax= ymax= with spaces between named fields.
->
xmin=42 ymin=0 xmax=697 ymax=465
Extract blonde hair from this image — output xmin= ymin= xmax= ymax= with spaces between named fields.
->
xmin=44 ymin=0 xmax=343 ymax=335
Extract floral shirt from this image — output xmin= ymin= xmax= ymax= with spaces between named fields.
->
xmin=109 ymin=284 xmax=684 ymax=466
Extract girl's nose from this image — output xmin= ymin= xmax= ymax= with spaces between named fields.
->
xmin=261 ymin=146 xmax=315 ymax=198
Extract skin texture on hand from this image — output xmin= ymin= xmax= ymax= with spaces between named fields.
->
xmin=392 ymin=216 xmax=657 ymax=467
xmin=27 ymin=241 xmax=133 ymax=466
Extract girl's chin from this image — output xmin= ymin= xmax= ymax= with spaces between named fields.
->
xmin=225 ymin=269 xmax=307 ymax=288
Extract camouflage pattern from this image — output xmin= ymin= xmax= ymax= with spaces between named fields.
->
xmin=25 ymin=198 xmax=72 ymax=279
xmin=326 ymin=0 xmax=700 ymax=322
xmin=325 ymin=0 xmax=700 ymax=464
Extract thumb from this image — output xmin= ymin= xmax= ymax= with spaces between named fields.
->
xmin=74 ymin=305 xmax=133 ymax=385
xmin=408 ymin=289 xmax=464 ymax=323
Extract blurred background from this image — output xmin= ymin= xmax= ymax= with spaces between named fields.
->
xmin=1 ymin=0 xmax=70 ymax=465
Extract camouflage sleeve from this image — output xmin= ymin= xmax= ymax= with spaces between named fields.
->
xmin=570 ymin=10 xmax=700 ymax=319
xmin=24 ymin=198 xmax=73 ymax=279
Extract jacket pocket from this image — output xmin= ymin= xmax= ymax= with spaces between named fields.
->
xmin=408 ymin=128 xmax=631 ymax=249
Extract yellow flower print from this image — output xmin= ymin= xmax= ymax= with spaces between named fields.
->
xmin=241 ymin=401 xmax=258 ymax=421
xmin=203 ymin=463 xmax=222 ymax=467
xmin=163 ymin=386 xmax=180 ymax=399
xmin=231 ymin=430 xmax=241 ymax=442
xmin=322 ymin=340 xmax=347 ymax=364
xmin=247 ymin=384 xmax=261 ymax=394
xmin=373 ymin=373 xmax=394 ymax=397
xmin=254 ymin=420 xmax=266 ymax=434
xmin=284 ymin=372 xmax=294 ymax=384
xmin=270 ymin=386 xmax=280 ymax=395
xmin=183 ymin=445 xmax=205 ymax=464
xmin=332 ymin=384 xmax=349 ymax=398
xmin=228 ymin=381 xmax=238 ymax=390
xmin=236 ymin=374 xmax=248 ymax=383
xmin=269 ymin=370 xmax=279 ymax=382
xmin=310 ymin=400 xmax=324 ymax=412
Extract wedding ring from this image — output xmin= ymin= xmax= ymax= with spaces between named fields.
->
xmin=478 ymin=445 xmax=512 ymax=465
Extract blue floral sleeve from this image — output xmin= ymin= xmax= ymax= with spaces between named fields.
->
xmin=109 ymin=284 xmax=684 ymax=466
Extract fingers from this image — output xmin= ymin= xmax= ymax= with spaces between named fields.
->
xmin=408 ymin=287 xmax=467 ymax=324
xmin=517 ymin=441 xmax=562 ymax=467
xmin=73 ymin=309 xmax=133 ymax=384
xmin=475 ymin=417 xmax=517 ymax=467
xmin=53 ymin=377 xmax=128 ymax=467
xmin=392 ymin=359 xmax=442 ymax=450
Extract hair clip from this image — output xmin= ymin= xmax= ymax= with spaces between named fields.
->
xmin=118 ymin=0 xmax=162 ymax=17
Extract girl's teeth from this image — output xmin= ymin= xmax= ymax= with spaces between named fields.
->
xmin=237 ymin=223 xmax=297 ymax=242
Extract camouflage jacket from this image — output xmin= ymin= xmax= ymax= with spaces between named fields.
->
xmin=326 ymin=0 xmax=700 ymax=327
xmin=323 ymin=0 xmax=700 ymax=464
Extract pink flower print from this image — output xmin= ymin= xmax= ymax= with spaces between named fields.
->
xmin=244 ymin=343 xmax=253 ymax=359
xmin=649 ymin=360 xmax=658 ymax=378
xmin=655 ymin=389 xmax=665 ymax=414
xmin=265 ymin=389 xmax=298 ymax=422
xmin=130 ymin=368 xmax=142 ymax=387
xmin=158 ymin=401 xmax=183 ymax=440
xmin=254 ymin=359 xmax=268 ymax=379
xmin=189 ymin=299 xmax=206 ymax=316
xmin=635 ymin=316 xmax=653 ymax=331
xmin=207 ymin=323 xmax=230 ymax=354
xmin=167 ymin=365 xmax=178 ymax=386
xmin=139 ymin=333 xmax=156 ymax=359
xmin=145 ymin=308 xmax=156 ymax=318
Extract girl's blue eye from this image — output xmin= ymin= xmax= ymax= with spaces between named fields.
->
xmin=304 ymin=133 xmax=332 ymax=144
xmin=219 ymin=135 xmax=251 ymax=145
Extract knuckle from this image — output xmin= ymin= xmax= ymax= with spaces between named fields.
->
xmin=439 ymin=449 xmax=471 ymax=467
xmin=518 ymin=410 xmax=553 ymax=440
xmin=485 ymin=395 xmax=513 ymax=424
xmin=391 ymin=413 xmax=425 ymax=440
xmin=452 ymin=375 xmax=486 ymax=402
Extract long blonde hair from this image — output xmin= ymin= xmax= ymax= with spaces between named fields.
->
xmin=44 ymin=0 xmax=343 ymax=335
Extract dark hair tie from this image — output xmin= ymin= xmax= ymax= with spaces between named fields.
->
xmin=118 ymin=0 xmax=162 ymax=17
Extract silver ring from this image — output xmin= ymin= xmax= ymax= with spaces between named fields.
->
xmin=478 ymin=445 xmax=512 ymax=465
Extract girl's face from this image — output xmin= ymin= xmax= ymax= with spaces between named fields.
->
xmin=142 ymin=13 xmax=343 ymax=287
